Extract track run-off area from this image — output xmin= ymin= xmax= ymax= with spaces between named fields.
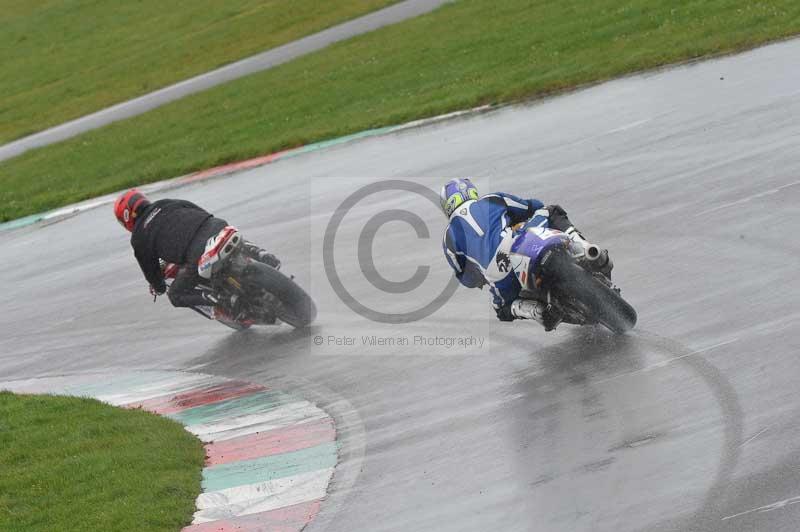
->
xmin=2 ymin=38 xmax=799 ymax=531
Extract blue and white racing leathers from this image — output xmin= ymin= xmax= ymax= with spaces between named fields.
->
xmin=442 ymin=192 xmax=547 ymax=313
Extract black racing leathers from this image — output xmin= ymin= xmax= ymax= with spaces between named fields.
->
xmin=167 ymin=218 xmax=230 ymax=308
xmin=130 ymin=199 xmax=225 ymax=294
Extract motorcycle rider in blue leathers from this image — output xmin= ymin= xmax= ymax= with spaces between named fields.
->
xmin=440 ymin=178 xmax=611 ymax=331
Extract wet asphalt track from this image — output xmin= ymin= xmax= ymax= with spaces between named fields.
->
xmin=2 ymin=39 xmax=800 ymax=531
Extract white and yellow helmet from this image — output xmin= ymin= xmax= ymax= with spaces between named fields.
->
xmin=439 ymin=178 xmax=479 ymax=217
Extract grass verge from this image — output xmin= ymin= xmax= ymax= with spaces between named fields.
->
xmin=2 ymin=0 xmax=799 ymax=222
xmin=0 ymin=0 xmax=398 ymax=143
xmin=0 ymin=392 xmax=204 ymax=532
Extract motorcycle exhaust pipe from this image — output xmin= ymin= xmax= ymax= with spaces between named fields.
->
xmin=585 ymin=245 xmax=613 ymax=272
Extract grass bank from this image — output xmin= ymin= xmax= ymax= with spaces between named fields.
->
xmin=0 ymin=392 xmax=204 ymax=532
xmin=2 ymin=0 xmax=799 ymax=222
xmin=0 ymin=0 xmax=398 ymax=143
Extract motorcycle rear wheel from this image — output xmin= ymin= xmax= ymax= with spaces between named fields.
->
xmin=551 ymin=256 xmax=637 ymax=334
xmin=241 ymin=263 xmax=317 ymax=328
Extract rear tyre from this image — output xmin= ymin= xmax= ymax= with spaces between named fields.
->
xmin=241 ymin=262 xmax=317 ymax=328
xmin=551 ymin=255 xmax=637 ymax=334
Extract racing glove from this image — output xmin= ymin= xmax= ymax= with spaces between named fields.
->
xmin=149 ymin=283 xmax=167 ymax=297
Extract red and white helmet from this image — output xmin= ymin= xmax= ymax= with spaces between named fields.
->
xmin=113 ymin=189 xmax=150 ymax=232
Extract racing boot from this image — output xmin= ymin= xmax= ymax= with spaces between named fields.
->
xmin=565 ymin=227 xmax=613 ymax=278
xmin=511 ymin=299 xmax=563 ymax=332
xmin=242 ymin=241 xmax=281 ymax=270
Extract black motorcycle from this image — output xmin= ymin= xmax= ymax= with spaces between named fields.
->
xmin=164 ymin=227 xmax=316 ymax=331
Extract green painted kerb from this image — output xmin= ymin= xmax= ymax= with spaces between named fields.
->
xmin=202 ymin=441 xmax=338 ymax=491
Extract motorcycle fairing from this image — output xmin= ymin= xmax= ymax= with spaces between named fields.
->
xmin=510 ymin=225 xmax=569 ymax=289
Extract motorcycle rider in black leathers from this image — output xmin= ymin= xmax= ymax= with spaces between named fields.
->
xmin=114 ymin=189 xmax=279 ymax=318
